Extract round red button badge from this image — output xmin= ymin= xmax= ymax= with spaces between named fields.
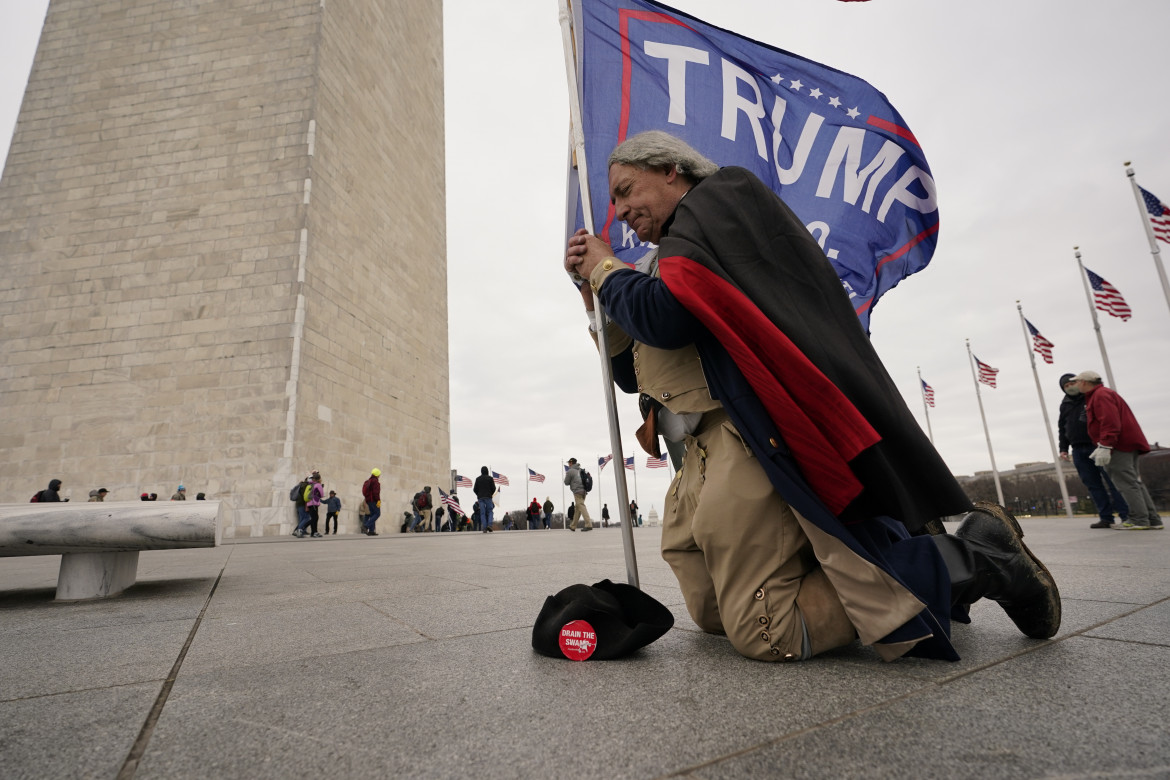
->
xmin=558 ymin=619 xmax=598 ymax=661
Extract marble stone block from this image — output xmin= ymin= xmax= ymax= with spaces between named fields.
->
xmin=56 ymin=551 xmax=140 ymax=601
xmin=0 ymin=501 xmax=221 ymax=599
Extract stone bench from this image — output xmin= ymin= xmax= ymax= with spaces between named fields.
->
xmin=0 ymin=501 xmax=222 ymax=601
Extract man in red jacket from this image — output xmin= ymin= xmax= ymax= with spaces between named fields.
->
xmin=1073 ymin=370 xmax=1163 ymax=530
xmin=362 ymin=468 xmax=382 ymax=536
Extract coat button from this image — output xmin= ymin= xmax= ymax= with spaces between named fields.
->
xmin=754 ymin=588 xmax=764 ymax=600
xmin=770 ymin=647 xmax=781 ymax=656
xmin=769 ymin=437 xmax=778 ymax=448
xmin=783 ymin=653 xmax=799 ymax=662
xmin=661 ymin=391 xmax=671 ymax=399
xmin=634 ymin=367 xmax=640 ymax=375
xmin=632 ymin=350 xmax=639 ymax=359
xmin=602 ymin=258 xmax=614 ymax=271
xmin=759 ymin=630 xmax=771 ymax=642
xmin=757 ymin=615 xmax=768 ymax=626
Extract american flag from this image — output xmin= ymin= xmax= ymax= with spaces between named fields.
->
xmin=1025 ymin=319 xmax=1055 ymax=364
xmin=491 ymin=470 xmax=509 ymax=486
xmin=455 ymin=474 xmax=472 ymax=489
xmin=1139 ymin=185 xmax=1170 ymax=244
xmin=921 ymin=379 xmax=935 ymax=408
xmin=1085 ymin=268 xmax=1132 ymax=321
xmin=598 ymin=454 xmax=613 ymax=471
xmin=646 ymin=455 xmax=668 ymax=469
xmin=974 ymin=356 xmax=999 ymax=388
xmin=528 ymin=468 xmax=545 ymax=483
xmin=439 ymin=487 xmax=463 ymax=516
xmin=624 ymin=455 xmax=635 ymax=471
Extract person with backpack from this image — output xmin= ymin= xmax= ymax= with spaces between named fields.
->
xmin=293 ymin=472 xmax=324 ymax=538
xmin=290 ymin=473 xmax=313 ymax=536
xmin=410 ymin=486 xmax=434 ymax=532
xmin=527 ymin=498 xmax=543 ymax=530
xmin=31 ymin=479 xmax=63 ymax=503
xmin=305 ymin=475 xmax=325 ymax=538
xmin=563 ymin=458 xmax=593 ymax=532
xmin=362 ymin=468 xmax=382 ymax=535
xmin=473 ymin=467 xmax=496 ymax=533
xmin=542 ymin=497 xmax=554 ymax=529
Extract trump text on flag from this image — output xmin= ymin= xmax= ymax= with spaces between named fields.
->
xmin=572 ymin=0 xmax=940 ymax=329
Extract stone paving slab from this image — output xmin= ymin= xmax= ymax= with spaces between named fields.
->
xmin=690 ymin=637 xmax=1170 ymax=780
xmin=139 ymin=627 xmax=929 ymax=779
xmin=1 ymin=517 xmax=1168 ymax=778
xmin=1 ymin=616 xmax=196 ymax=700
xmin=0 ymin=682 xmax=161 ymax=780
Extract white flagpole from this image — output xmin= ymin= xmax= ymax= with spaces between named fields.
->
xmin=597 ymin=455 xmax=604 ymax=519
xmin=966 ymin=340 xmax=1005 ymax=506
xmin=630 ymin=454 xmax=639 ymax=511
xmin=1016 ymin=303 xmax=1072 ymax=518
xmin=1124 ymin=163 xmax=1170 ymax=319
xmin=1073 ymin=247 xmax=1118 ymax=390
xmin=559 ymin=0 xmax=639 ymax=586
xmin=525 ymin=463 xmax=530 ymax=507
xmin=916 ymin=366 xmax=934 ymax=444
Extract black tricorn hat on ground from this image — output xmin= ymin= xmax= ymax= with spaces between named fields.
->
xmin=532 ymin=579 xmax=674 ymax=660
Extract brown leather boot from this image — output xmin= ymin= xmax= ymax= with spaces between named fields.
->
xmin=934 ymin=501 xmax=1061 ymax=639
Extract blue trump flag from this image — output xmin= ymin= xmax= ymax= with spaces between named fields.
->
xmin=567 ymin=0 xmax=939 ymax=330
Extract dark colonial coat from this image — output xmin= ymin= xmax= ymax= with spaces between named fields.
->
xmin=597 ymin=167 xmax=973 ymax=659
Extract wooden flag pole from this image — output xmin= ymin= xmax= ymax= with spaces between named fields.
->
xmin=966 ymin=340 xmax=1005 ymax=506
xmin=1073 ymin=247 xmax=1118 ymax=390
xmin=1124 ymin=163 xmax=1170 ymax=320
xmin=1016 ymin=303 xmax=1072 ymax=517
xmin=559 ymin=0 xmax=639 ymax=587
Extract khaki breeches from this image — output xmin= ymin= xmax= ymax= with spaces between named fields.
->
xmin=661 ymin=411 xmax=818 ymax=660
xmin=661 ymin=410 xmax=931 ymax=662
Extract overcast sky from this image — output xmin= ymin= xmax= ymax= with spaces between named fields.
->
xmin=3 ymin=0 xmax=1168 ymax=520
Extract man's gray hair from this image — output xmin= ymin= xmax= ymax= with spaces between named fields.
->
xmin=608 ymin=131 xmax=719 ymax=183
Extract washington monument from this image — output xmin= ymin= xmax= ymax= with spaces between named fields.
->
xmin=0 ymin=0 xmax=450 ymax=535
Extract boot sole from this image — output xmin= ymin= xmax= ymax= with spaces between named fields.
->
xmin=968 ymin=501 xmax=1062 ymax=639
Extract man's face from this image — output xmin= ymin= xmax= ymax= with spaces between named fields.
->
xmin=608 ymin=163 xmax=686 ymax=244
xmin=1075 ymin=380 xmax=1096 ymax=394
